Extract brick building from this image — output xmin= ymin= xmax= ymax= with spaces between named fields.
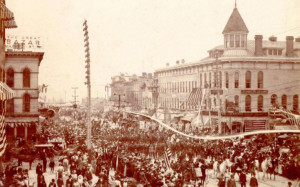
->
xmin=4 ymin=50 xmax=44 ymax=140
xmin=155 ymin=6 xmax=300 ymax=133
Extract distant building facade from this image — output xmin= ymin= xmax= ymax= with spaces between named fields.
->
xmin=110 ymin=72 xmax=153 ymax=111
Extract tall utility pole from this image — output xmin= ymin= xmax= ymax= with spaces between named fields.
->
xmin=83 ymin=20 xmax=92 ymax=149
xmin=214 ymin=53 xmax=222 ymax=134
xmin=72 ymin=87 xmax=78 ymax=106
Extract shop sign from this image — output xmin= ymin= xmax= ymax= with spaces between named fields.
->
xmin=5 ymin=35 xmax=44 ymax=52
xmin=241 ymin=90 xmax=268 ymax=94
xmin=211 ymin=90 xmax=223 ymax=95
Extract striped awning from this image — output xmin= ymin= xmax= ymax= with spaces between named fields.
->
xmin=0 ymin=2 xmax=15 ymax=21
xmin=0 ymin=82 xmax=15 ymax=100
xmin=186 ymin=88 xmax=202 ymax=106
xmin=4 ymin=20 xmax=17 ymax=29
xmin=5 ymin=121 xmax=38 ymax=128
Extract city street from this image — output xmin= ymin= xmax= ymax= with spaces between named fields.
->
xmin=14 ymin=157 xmax=299 ymax=187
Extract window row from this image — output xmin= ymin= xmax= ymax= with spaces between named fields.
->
xmin=159 ymin=81 xmax=197 ymax=93
xmin=199 ymin=71 xmax=263 ymax=89
xmin=244 ymin=94 xmax=299 ymax=112
xmin=0 ymin=67 xmax=31 ymax=88
xmin=0 ymin=93 xmax=31 ymax=113
xmin=159 ymin=97 xmax=198 ymax=110
xmin=224 ymin=34 xmax=247 ymax=48
xmin=271 ymin=94 xmax=299 ymax=110
xmin=157 ymin=67 xmax=198 ymax=77
xmin=158 ymin=94 xmax=299 ymax=112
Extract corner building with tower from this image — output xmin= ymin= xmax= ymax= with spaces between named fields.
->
xmin=154 ymin=6 xmax=300 ymax=133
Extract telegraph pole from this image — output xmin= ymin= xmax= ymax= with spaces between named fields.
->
xmin=83 ymin=20 xmax=92 ymax=149
xmin=72 ymin=87 xmax=78 ymax=107
xmin=214 ymin=53 xmax=222 ymax=134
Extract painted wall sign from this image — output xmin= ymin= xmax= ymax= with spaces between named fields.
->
xmin=241 ymin=90 xmax=268 ymax=94
xmin=5 ymin=35 xmax=44 ymax=52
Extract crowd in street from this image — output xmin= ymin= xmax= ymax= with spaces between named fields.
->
xmin=0 ymin=107 xmax=299 ymax=186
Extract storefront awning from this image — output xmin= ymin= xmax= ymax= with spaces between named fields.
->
xmin=4 ymin=20 xmax=17 ymax=29
xmin=0 ymin=2 xmax=15 ymax=21
xmin=0 ymin=82 xmax=15 ymax=100
xmin=191 ymin=115 xmax=210 ymax=128
xmin=6 ymin=121 xmax=38 ymax=128
xmin=170 ymin=117 xmax=180 ymax=123
xmin=181 ymin=113 xmax=197 ymax=122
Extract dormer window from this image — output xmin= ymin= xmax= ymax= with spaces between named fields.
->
xmin=265 ymin=48 xmax=283 ymax=56
xmin=225 ymin=34 xmax=247 ymax=49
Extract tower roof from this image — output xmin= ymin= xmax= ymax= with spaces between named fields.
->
xmin=222 ymin=8 xmax=249 ymax=34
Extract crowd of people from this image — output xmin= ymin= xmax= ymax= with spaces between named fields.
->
xmin=0 ymin=107 xmax=299 ymax=186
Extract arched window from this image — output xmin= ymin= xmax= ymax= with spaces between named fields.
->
xmin=200 ymin=74 xmax=202 ymax=88
xmin=204 ymin=73 xmax=207 ymax=88
xmin=6 ymin=68 xmax=14 ymax=88
xmin=258 ymin=95 xmax=263 ymax=111
xmin=282 ymin=95 xmax=287 ymax=109
xmin=293 ymin=95 xmax=299 ymax=111
xmin=219 ymin=71 xmax=222 ymax=88
xmin=258 ymin=71 xmax=263 ymax=88
xmin=234 ymin=72 xmax=239 ymax=88
xmin=234 ymin=95 xmax=239 ymax=107
xmin=0 ymin=93 xmax=5 ymax=113
xmin=7 ymin=99 xmax=14 ymax=113
xmin=245 ymin=95 xmax=251 ymax=112
xmin=23 ymin=94 xmax=31 ymax=112
xmin=245 ymin=71 xmax=251 ymax=88
xmin=0 ymin=67 xmax=5 ymax=82
xmin=225 ymin=72 xmax=229 ymax=88
xmin=23 ymin=68 xmax=31 ymax=87
xmin=214 ymin=72 xmax=217 ymax=87
xmin=271 ymin=94 xmax=277 ymax=107
xmin=209 ymin=72 xmax=211 ymax=88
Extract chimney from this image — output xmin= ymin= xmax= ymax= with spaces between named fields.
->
xmin=295 ymin=36 xmax=300 ymax=43
xmin=148 ymin=73 xmax=152 ymax=78
xmin=255 ymin=35 xmax=263 ymax=56
xmin=166 ymin=63 xmax=169 ymax=67
xmin=176 ymin=60 xmax=180 ymax=65
xmin=269 ymin=36 xmax=277 ymax=42
xmin=181 ymin=59 xmax=185 ymax=64
xmin=142 ymin=72 xmax=147 ymax=77
xmin=286 ymin=36 xmax=294 ymax=57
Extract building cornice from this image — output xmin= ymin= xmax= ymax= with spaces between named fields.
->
xmin=155 ymin=57 xmax=300 ymax=72
xmin=5 ymin=51 xmax=44 ymax=66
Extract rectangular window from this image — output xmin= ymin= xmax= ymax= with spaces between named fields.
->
xmin=230 ymin=35 xmax=234 ymax=47
xmin=278 ymin=50 xmax=282 ymax=55
xmin=235 ymin=35 xmax=240 ymax=47
xmin=241 ymin=35 xmax=245 ymax=47
xmin=225 ymin=72 xmax=229 ymax=88
xmin=268 ymin=49 xmax=272 ymax=55
xmin=227 ymin=35 xmax=230 ymax=48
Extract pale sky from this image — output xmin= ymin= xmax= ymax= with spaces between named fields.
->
xmin=6 ymin=0 xmax=300 ymax=103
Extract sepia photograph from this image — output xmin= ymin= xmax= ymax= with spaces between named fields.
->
xmin=0 ymin=0 xmax=300 ymax=186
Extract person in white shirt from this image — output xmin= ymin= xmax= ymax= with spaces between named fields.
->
xmin=108 ymin=167 xmax=121 ymax=187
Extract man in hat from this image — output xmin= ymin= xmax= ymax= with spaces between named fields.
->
xmin=217 ymin=174 xmax=226 ymax=187
xmin=239 ymin=170 xmax=247 ymax=187
xmin=249 ymin=173 xmax=258 ymax=187
xmin=227 ymin=174 xmax=236 ymax=187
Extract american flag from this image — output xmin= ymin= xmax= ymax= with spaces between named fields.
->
xmin=0 ymin=88 xmax=7 ymax=157
xmin=180 ymin=88 xmax=202 ymax=108
xmin=164 ymin=147 xmax=172 ymax=169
